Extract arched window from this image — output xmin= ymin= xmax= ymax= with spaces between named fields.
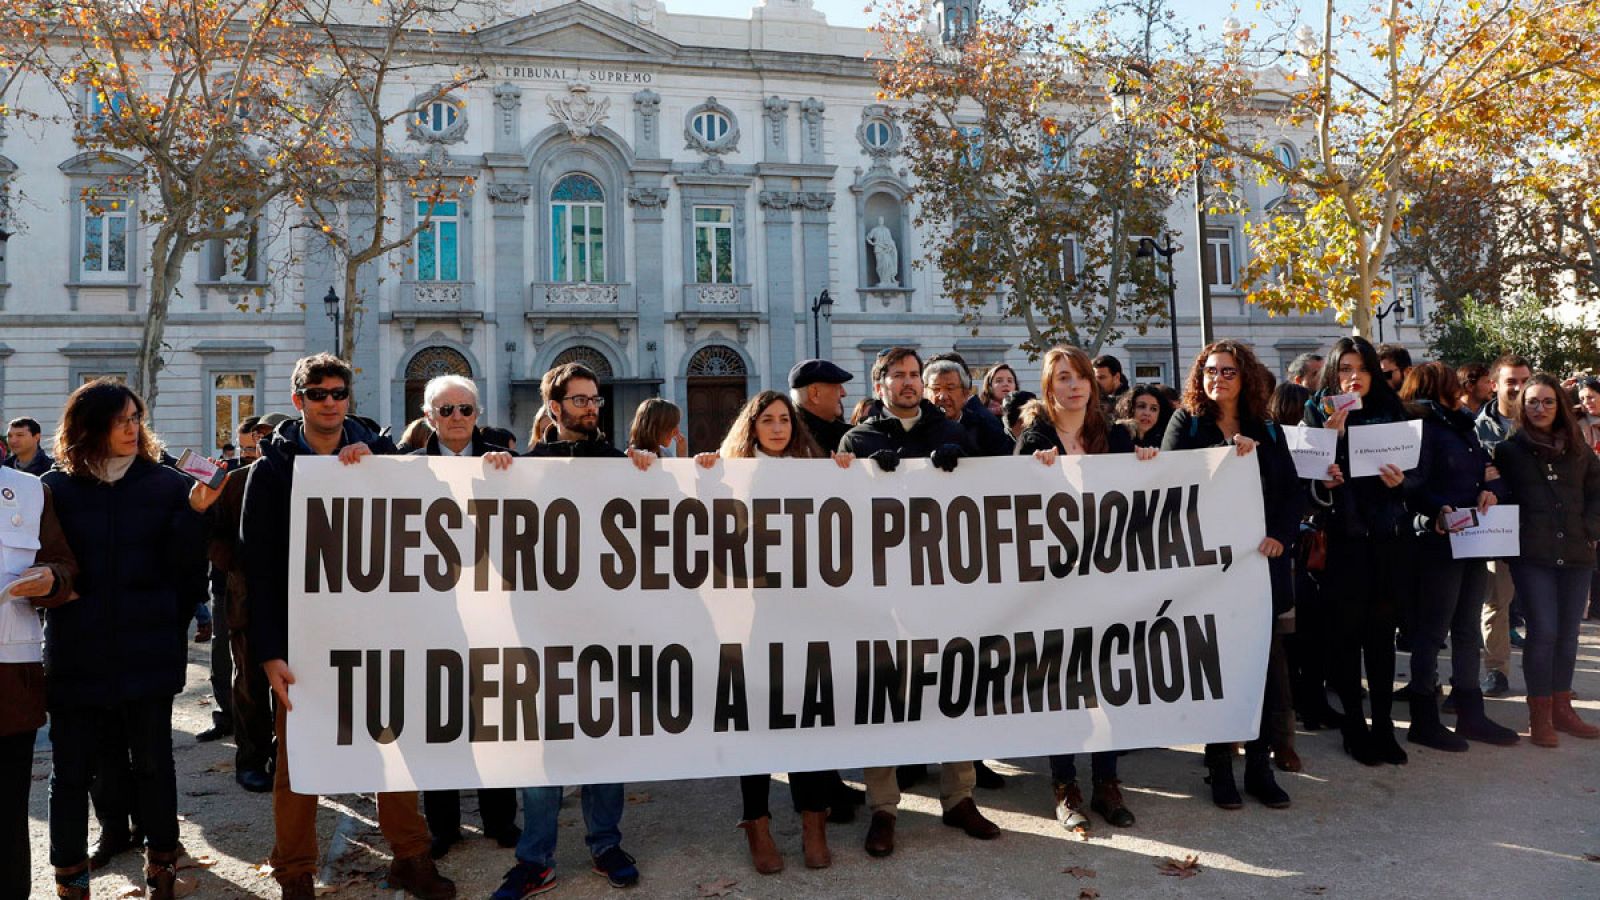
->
xmin=692 ymin=110 xmax=731 ymax=143
xmin=1273 ymin=142 xmax=1297 ymax=170
xmin=553 ymin=345 xmax=614 ymax=378
xmin=551 ymin=173 xmax=605 ymax=284
xmin=417 ymin=99 xmax=461 ymax=135
xmin=687 ymin=345 xmax=747 ymax=377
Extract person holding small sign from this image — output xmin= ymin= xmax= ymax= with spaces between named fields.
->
xmin=696 ymin=390 xmax=853 ymax=875
xmin=1491 ymin=373 xmax=1600 ymax=748
xmin=1394 ymin=363 xmax=1519 ymax=751
xmin=1301 ymin=336 xmax=1414 ymax=768
xmin=1018 ymin=345 xmax=1157 ymax=833
xmin=1162 ymin=340 xmax=1299 ymax=811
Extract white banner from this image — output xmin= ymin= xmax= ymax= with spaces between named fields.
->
xmin=1348 ymin=420 xmax=1423 ymax=477
xmin=285 ymin=450 xmax=1271 ymax=794
xmin=1450 ymin=505 xmax=1521 ymax=559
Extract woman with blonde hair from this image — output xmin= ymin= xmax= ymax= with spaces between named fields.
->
xmin=1016 ymin=345 xmax=1154 ymax=834
xmin=695 ymin=390 xmax=852 ymax=874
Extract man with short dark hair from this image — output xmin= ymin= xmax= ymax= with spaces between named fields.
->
xmin=495 ymin=361 xmax=652 ymax=899
xmin=789 ymin=359 xmax=854 ymax=452
xmin=1475 ymin=353 xmax=1533 ymax=698
xmin=1286 ymin=353 xmax=1324 ymax=388
xmin=837 ymin=348 xmax=997 ymax=858
xmin=241 ymin=354 xmax=451 ymax=900
xmin=3 ymin=418 xmax=52 ymax=476
xmin=1377 ymin=344 xmax=1413 ymax=391
xmin=1457 ymin=363 xmax=1493 ymax=412
xmin=1092 ymin=354 xmax=1128 ymax=413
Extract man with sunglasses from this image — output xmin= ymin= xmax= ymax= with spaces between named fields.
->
xmin=240 ymin=354 xmax=454 ymax=900
xmin=495 ymin=360 xmax=653 ymax=899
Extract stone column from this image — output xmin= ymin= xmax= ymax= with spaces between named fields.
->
xmin=799 ymin=189 xmax=835 ymax=359
xmin=628 ymin=184 xmax=670 ymax=383
xmin=487 ymin=181 xmax=530 ymax=426
xmin=760 ymin=190 xmax=798 ymax=381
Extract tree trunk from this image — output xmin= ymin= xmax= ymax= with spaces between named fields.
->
xmin=134 ymin=229 xmax=190 ymax=412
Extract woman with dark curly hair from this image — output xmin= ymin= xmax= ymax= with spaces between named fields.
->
xmin=1301 ymin=336 xmax=1414 ymax=767
xmin=1161 ymin=340 xmax=1300 ymax=809
xmin=1114 ymin=384 xmax=1173 ymax=449
xmin=42 ymin=380 xmax=218 ymax=899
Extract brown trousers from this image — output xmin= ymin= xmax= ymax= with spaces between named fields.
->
xmin=270 ymin=705 xmax=431 ymax=881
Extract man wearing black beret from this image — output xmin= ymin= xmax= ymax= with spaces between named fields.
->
xmin=788 ymin=358 xmax=855 ymax=452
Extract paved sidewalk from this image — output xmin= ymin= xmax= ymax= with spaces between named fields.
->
xmin=28 ymin=625 xmax=1600 ymax=898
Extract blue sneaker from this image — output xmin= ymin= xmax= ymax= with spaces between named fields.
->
xmin=492 ymin=862 xmax=557 ymax=899
xmin=590 ymin=846 xmax=640 ymax=888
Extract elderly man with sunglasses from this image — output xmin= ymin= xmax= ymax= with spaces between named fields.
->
xmin=240 ymin=353 xmax=457 ymax=900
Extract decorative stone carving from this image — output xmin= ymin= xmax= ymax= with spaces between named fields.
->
xmin=414 ymin=284 xmax=464 ymax=304
xmin=799 ymin=191 xmax=834 ymax=211
xmin=857 ymin=104 xmax=902 ymax=164
xmin=866 ymin=216 xmax=899 ymax=287
xmin=684 ymin=97 xmax=740 ymax=156
xmin=487 ymin=182 xmax=531 ymax=204
xmin=631 ymin=0 xmax=657 ymax=27
xmin=633 ymin=89 xmax=660 ymax=147
xmin=696 ymin=285 xmax=742 ymax=305
xmin=626 ymin=186 xmax=670 ymax=208
xmin=544 ymin=283 xmax=620 ymax=305
xmin=493 ymin=83 xmax=522 ymax=140
xmin=758 ymin=190 xmax=797 ymax=210
xmin=547 ymin=81 xmax=610 ymax=140
xmin=762 ymin=95 xmax=787 ymax=146
xmin=800 ymin=97 xmax=825 ymax=154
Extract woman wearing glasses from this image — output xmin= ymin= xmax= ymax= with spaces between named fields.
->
xmin=1161 ymin=340 xmax=1298 ymax=809
xmin=41 ymin=379 xmax=217 ymax=899
xmin=1301 ymin=336 xmax=1414 ymax=767
xmin=1492 ymin=373 xmax=1600 ymax=746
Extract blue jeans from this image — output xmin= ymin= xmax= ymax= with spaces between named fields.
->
xmin=1509 ymin=562 xmax=1591 ymax=696
xmin=515 ymin=784 xmax=624 ymax=869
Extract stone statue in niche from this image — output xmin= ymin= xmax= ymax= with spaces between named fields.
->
xmin=866 ymin=216 xmax=899 ymax=287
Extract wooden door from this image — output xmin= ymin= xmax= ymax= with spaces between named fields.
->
xmin=686 ymin=377 xmax=747 ymax=453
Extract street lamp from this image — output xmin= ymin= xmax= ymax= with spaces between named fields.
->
xmin=810 ymin=289 xmax=834 ymax=358
xmin=1374 ymin=296 xmax=1404 ymax=345
xmin=1136 ymin=236 xmax=1181 ymax=382
xmin=323 ymin=286 xmax=341 ymax=356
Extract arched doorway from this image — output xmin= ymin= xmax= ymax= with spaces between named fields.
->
xmin=404 ymin=346 xmax=473 ymax=425
xmin=552 ymin=345 xmax=617 ymax=441
xmin=685 ymin=345 xmax=748 ymax=453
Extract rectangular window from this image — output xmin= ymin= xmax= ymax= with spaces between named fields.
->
xmin=693 ymin=206 xmax=734 ymax=284
xmin=551 ymin=201 xmax=604 ymax=283
xmin=79 ymin=372 xmax=128 ymax=385
xmin=1134 ymin=362 xmax=1166 ymax=383
xmin=958 ymin=125 xmax=984 ymax=169
xmin=1041 ymin=132 xmax=1073 ymax=174
xmin=1053 ymin=236 xmax=1080 ymax=282
xmin=1396 ymin=273 xmax=1421 ymax=320
xmin=82 ymin=198 xmax=130 ymax=281
xmin=415 ymin=200 xmax=459 ymax=282
xmin=1203 ymin=227 xmax=1236 ymax=289
xmin=87 ymin=89 xmax=129 ymax=127
xmin=210 ymin=219 xmax=260 ymax=281
xmin=211 ymin=372 xmax=256 ymax=453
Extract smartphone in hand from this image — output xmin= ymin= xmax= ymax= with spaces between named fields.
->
xmin=176 ymin=449 xmax=228 ymax=490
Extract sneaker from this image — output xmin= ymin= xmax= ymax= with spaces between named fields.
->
xmin=492 ymin=862 xmax=557 ymax=899
xmin=1482 ymin=670 xmax=1510 ymax=698
xmin=591 ymin=846 xmax=640 ymax=888
xmin=1052 ymin=781 xmax=1089 ymax=832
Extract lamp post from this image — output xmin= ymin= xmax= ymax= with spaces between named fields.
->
xmin=1136 ymin=236 xmax=1181 ymax=382
xmin=322 ymin=286 xmax=341 ymax=356
xmin=1374 ymin=296 xmax=1404 ymax=344
xmin=810 ymin=289 xmax=834 ymax=358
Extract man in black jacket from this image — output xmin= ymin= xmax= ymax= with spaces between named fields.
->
xmin=835 ymin=348 xmax=996 ymax=858
xmin=839 ymin=347 xmax=973 ymax=468
xmin=923 ymin=358 xmax=1014 ymax=458
xmin=788 ymin=359 xmax=854 ymax=452
xmin=240 ymin=354 xmax=453 ymax=900
xmin=3 ymin=417 xmax=53 ymax=476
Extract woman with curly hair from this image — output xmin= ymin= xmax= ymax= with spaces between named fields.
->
xmin=1114 ymin=383 xmax=1173 ymax=449
xmin=695 ymin=390 xmax=853 ymax=873
xmin=1161 ymin=340 xmax=1300 ymax=809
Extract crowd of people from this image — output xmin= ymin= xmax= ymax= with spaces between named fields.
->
xmin=2 ymin=334 xmax=1598 ymax=900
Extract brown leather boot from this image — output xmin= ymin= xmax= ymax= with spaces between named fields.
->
xmin=145 ymin=849 xmax=179 ymax=900
xmin=738 ymin=816 xmax=784 ymax=874
xmin=386 ymin=852 xmax=458 ymax=899
xmin=863 ymin=811 xmax=896 ymax=858
xmin=1553 ymin=691 xmax=1600 ymax=738
xmin=800 ymin=810 xmax=831 ymax=869
xmin=1528 ymin=696 xmax=1559 ymax=748
xmin=54 ymin=862 xmax=91 ymax=899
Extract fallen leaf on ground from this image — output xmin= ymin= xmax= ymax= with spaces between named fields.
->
xmin=696 ymin=879 xmax=739 ymax=897
xmin=1157 ymin=854 xmax=1203 ymax=878
xmin=177 ymin=853 xmax=216 ymax=869
xmin=1583 ymin=853 xmax=1600 ymax=862
xmin=626 ymin=792 xmax=652 ymax=805
xmin=196 ymin=697 xmax=212 ymax=706
xmin=116 ymin=887 xmax=145 ymax=899
xmin=1062 ymin=865 xmax=1097 ymax=878
xmin=1078 ymin=889 xmax=1100 ymax=900
xmin=255 ymin=862 xmax=275 ymax=877
xmin=204 ymin=761 xmax=235 ymax=774
xmin=1302 ymin=887 xmax=1328 ymax=896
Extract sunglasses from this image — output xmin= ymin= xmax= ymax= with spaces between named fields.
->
xmin=434 ymin=403 xmax=476 ymax=418
xmin=297 ymin=387 xmax=350 ymax=403
xmin=1204 ymin=366 xmax=1240 ymax=381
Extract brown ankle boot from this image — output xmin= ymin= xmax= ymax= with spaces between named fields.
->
xmin=1528 ymin=696 xmax=1559 ymax=748
xmin=739 ymin=816 xmax=784 ymax=874
xmin=386 ymin=852 xmax=457 ymax=899
xmin=801 ymin=810 xmax=831 ymax=869
xmin=55 ymin=862 xmax=90 ymax=899
xmin=1553 ymin=691 xmax=1600 ymax=738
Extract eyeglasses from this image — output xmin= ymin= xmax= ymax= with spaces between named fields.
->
xmin=111 ymin=414 xmax=140 ymax=429
xmin=434 ymin=403 xmax=475 ymax=418
xmin=1204 ymin=366 xmax=1240 ymax=381
xmin=1524 ymin=397 xmax=1559 ymax=410
xmin=297 ymin=387 xmax=350 ymax=403
xmin=563 ymin=395 xmax=605 ymax=409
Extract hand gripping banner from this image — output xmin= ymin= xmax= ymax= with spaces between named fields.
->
xmin=285 ymin=449 xmax=1269 ymax=793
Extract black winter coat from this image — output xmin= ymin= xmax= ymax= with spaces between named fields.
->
xmin=838 ymin=401 xmax=974 ymax=459
xmin=1161 ymin=408 xmax=1301 ymax=615
xmin=1493 ymin=431 xmax=1600 ymax=569
xmin=798 ymin=407 xmax=851 ymax=454
xmin=242 ymin=415 xmax=397 ymax=665
xmin=41 ymin=457 xmax=207 ymax=708
xmin=1302 ymin=390 xmax=1414 ymax=540
xmin=1403 ymin=400 xmax=1504 ymax=536
xmin=959 ymin=395 xmax=1015 ymax=457
xmin=412 ymin=431 xmax=510 ymax=458
xmin=526 ymin=426 xmax=625 ymax=458
xmin=1013 ymin=414 xmax=1135 ymax=456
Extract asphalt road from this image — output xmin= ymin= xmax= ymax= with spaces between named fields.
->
xmin=27 ymin=624 xmax=1600 ymax=898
